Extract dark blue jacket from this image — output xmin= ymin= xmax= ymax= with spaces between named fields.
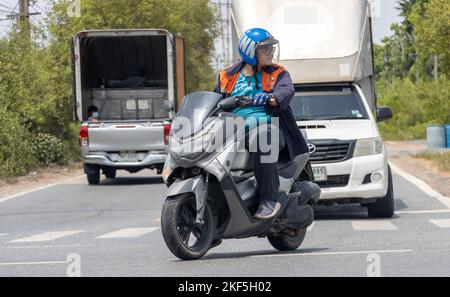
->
xmin=214 ymin=62 xmax=309 ymax=160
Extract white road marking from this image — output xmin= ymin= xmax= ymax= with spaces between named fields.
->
xmin=9 ymin=231 xmax=85 ymax=243
xmin=0 ymin=233 xmax=9 ymax=237
xmin=251 ymin=249 xmax=413 ymax=258
xmin=152 ymin=218 xmax=161 ymax=223
xmin=390 ymin=163 xmax=450 ymax=209
xmin=429 ymin=219 xmax=450 ymax=228
xmin=396 ymin=209 xmax=450 ymax=215
xmin=0 ymin=261 xmax=68 ymax=266
xmin=307 ymin=222 xmax=315 ymax=232
xmin=96 ymin=227 xmax=159 ymax=239
xmin=0 ymin=175 xmax=85 ymax=204
xmin=351 ymin=220 xmax=398 ymax=231
xmin=5 ymin=244 xmax=86 ymax=249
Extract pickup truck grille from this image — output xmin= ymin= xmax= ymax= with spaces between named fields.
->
xmin=308 ymin=140 xmax=355 ymax=163
xmin=316 ymin=175 xmax=350 ymax=188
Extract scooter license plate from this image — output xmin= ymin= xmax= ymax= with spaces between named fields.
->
xmin=312 ymin=167 xmax=327 ymax=181
xmin=120 ymin=153 xmax=138 ymax=162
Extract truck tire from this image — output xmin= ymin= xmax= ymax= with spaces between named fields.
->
xmin=367 ymin=165 xmax=395 ymax=218
xmin=87 ymin=172 xmax=100 ymax=185
xmin=267 ymin=228 xmax=307 ymax=251
xmin=161 ymin=194 xmax=215 ymax=260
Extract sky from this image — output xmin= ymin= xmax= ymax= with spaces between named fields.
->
xmin=371 ymin=0 xmax=404 ymax=43
xmin=0 ymin=0 xmax=49 ymax=36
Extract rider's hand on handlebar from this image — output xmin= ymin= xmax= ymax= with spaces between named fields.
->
xmin=253 ymin=93 xmax=271 ymax=106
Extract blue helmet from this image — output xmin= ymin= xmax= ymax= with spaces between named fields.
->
xmin=238 ymin=28 xmax=279 ymax=66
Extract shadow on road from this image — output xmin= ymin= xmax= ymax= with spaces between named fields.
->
xmin=313 ymin=204 xmax=400 ymax=221
xmin=99 ymin=176 xmax=164 ymax=186
xmin=196 ymin=247 xmax=329 ymax=262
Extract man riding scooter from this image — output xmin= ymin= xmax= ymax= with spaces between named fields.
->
xmin=214 ymin=28 xmax=309 ymax=219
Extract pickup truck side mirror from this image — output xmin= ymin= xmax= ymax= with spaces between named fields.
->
xmin=163 ymin=100 xmax=175 ymax=111
xmin=377 ymin=106 xmax=393 ymax=122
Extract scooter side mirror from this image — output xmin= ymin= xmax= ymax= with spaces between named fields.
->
xmin=217 ymin=97 xmax=237 ymax=110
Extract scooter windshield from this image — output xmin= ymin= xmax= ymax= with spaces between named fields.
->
xmin=173 ymin=92 xmax=222 ymax=138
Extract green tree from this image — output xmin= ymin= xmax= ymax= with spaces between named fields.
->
xmin=410 ymin=0 xmax=450 ymax=76
xmin=374 ymin=0 xmax=431 ymax=83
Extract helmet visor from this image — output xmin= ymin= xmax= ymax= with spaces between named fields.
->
xmin=256 ymin=43 xmax=280 ymax=66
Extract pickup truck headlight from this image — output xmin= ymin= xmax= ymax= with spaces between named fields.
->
xmin=353 ymin=137 xmax=383 ymax=157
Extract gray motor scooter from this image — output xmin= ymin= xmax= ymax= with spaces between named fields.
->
xmin=161 ymin=92 xmax=320 ymax=260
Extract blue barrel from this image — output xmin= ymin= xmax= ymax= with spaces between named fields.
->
xmin=427 ymin=125 xmax=446 ymax=148
xmin=446 ymin=125 xmax=450 ymax=148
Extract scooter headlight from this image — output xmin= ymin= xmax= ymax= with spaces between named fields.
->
xmin=353 ymin=137 xmax=383 ymax=157
xmin=169 ymin=133 xmax=215 ymax=160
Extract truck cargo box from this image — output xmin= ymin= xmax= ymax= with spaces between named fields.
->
xmin=72 ymin=29 xmax=185 ymax=121
xmin=231 ymin=0 xmax=376 ymax=111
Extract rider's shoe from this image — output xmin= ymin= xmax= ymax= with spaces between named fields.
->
xmin=254 ymin=200 xmax=281 ymax=220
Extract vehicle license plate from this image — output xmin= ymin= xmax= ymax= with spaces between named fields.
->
xmin=312 ymin=167 xmax=327 ymax=181
xmin=120 ymin=153 xmax=138 ymax=162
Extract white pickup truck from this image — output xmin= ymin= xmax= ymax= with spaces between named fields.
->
xmin=72 ymin=29 xmax=185 ymax=184
xmin=291 ymin=83 xmax=394 ymax=218
xmin=231 ymin=0 xmax=394 ymax=217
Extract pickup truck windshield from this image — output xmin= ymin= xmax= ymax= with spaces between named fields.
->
xmin=290 ymin=87 xmax=368 ymax=121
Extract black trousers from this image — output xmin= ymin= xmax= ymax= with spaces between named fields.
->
xmin=246 ymin=126 xmax=286 ymax=203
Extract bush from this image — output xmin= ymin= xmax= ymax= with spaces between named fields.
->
xmin=0 ymin=108 xmax=38 ymax=178
xmin=377 ymin=77 xmax=450 ymax=140
xmin=62 ymin=122 xmax=82 ymax=163
xmin=31 ymin=133 xmax=66 ymax=166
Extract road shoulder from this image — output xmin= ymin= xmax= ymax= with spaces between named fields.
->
xmin=0 ymin=163 xmax=84 ymax=199
xmin=386 ymin=141 xmax=450 ymax=198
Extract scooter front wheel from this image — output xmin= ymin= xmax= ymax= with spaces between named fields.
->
xmin=161 ymin=194 xmax=215 ymax=260
xmin=267 ymin=228 xmax=307 ymax=251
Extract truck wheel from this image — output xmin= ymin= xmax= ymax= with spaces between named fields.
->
xmin=104 ymin=169 xmax=116 ymax=179
xmin=267 ymin=228 xmax=307 ymax=251
xmin=161 ymin=194 xmax=215 ymax=260
xmin=367 ymin=165 xmax=395 ymax=218
xmin=87 ymin=172 xmax=100 ymax=185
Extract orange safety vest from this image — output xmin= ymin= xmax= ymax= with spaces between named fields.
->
xmin=219 ymin=65 xmax=286 ymax=95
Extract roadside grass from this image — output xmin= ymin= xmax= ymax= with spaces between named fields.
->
xmin=415 ymin=151 xmax=450 ymax=173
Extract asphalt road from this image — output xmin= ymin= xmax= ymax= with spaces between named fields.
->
xmin=0 ymin=167 xmax=449 ymax=277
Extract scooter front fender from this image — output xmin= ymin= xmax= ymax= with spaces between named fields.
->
xmin=164 ymin=175 xmax=207 ymax=216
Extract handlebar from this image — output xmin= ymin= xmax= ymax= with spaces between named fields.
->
xmin=217 ymin=95 xmax=276 ymax=110
xmin=217 ymin=96 xmax=255 ymax=110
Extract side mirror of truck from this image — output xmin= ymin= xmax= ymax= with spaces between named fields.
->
xmin=163 ymin=100 xmax=175 ymax=111
xmin=377 ymin=106 xmax=393 ymax=122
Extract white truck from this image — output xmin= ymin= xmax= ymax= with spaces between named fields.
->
xmin=72 ymin=29 xmax=185 ymax=185
xmin=231 ymin=0 xmax=395 ymax=217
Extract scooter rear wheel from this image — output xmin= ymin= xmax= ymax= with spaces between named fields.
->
xmin=161 ymin=194 xmax=215 ymax=260
xmin=267 ymin=228 xmax=307 ymax=251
